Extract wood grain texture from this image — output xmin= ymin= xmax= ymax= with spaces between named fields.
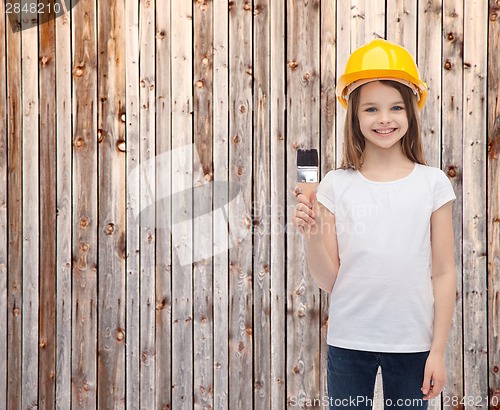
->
xmin=286 ymin=0 xmax=321 ymax=405
xmin=171 ymin=1 xmax=193 ymax=408
xmin=124 ymin=0 xmax=140 ymax=407
xmin=0 ymin=0 xmax=7 ymax=407
xmin=71 ymin=0 xmax=98 ymax=406
xmin=6 ymin=4 xmax=22 ymax=408
xmin=386 ymin=0 xmax=417 ymax=55
xmin=442 ymin=0 xmax=464 ymax=406
xmin=138 ymin=0 xmax=156 ymax=407
xmin=154 ymin=0 xmax=172 ymax=409
xmin=38 ymin=8 xmax=57 ymax=409
xmin=213 ymin=0 xmax=230 ymax=408
xmin=487 ymin=0 xmax=500 ymax=404
xmin=193 ymin=0 xmax=214 ymax=409
xmin=270 ymin=0 xmax=286 ymax=408
xmin=418 ymin=0 xmax=443 ymax=168
xmin=463 ymin=0 xmax=489 ymax=401
xmin=97 ymin=0 xmax=126 ymax=407
xmin=55 ymin=7 xmax=72 ymax=410
xmin=253 ymin=0 xmax=271 ymax=408
xmin=320 ymin=0 xmax=336 ymax=406
xmin=228 ymin=1 xmax=254 ymax=408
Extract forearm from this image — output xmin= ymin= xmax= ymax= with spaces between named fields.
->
xmin=430 ymin=270 xmax=456 ymax=355
xmin=304 ymin=234 xmax=339 ymax=293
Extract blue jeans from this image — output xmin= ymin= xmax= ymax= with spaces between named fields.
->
xmin=327 ymin=345 xmax=429 ymax=409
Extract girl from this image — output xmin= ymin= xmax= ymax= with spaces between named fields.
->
xmin=293 ymin=39 xmax=456 ymax=409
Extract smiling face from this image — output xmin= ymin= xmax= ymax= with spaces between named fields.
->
xmin=356 ymin=81 xmax=409 ymax=151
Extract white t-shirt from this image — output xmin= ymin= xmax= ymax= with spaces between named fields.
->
xmin=316 ymin=163 xmax=456 ymax=353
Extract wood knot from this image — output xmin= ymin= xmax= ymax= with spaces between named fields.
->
xmin=202 ymin=56 xmax=209 ymax=65
xmin=494 ymin=365 xmax=499 ymax=373
xmin=82 ymin=243 xmax=89 ymax=252
xmin=40 ymin=55 xmax=50 ymax=65
xmin=243 ymin=2 xmax=251 ymax=11
xmin=74 ymin=137 xmax=85 ymax=148
xmin=120 ymin=113 xmax=126 ymax=122
xmin=246 ymin=327 xmax=252 ymax=336
xmin=447 ymin=165 xmax=457 ymax=178
xmin=97 ymin=129 xmax=105 ymax=143
xmin=106 ymin=223 xmax=115 ymax=235
xmin=254 ymin=5 xmax=262 ymax=15
xmin=238 ymin=341 xmax=245 ymax=352
xmin=116 ymin=139 xmax=126 ymax=152
xmin=288 ymin=60 xmax=298 ymax=69
xmin=446 ymin=32 xmax=454 ymax=41
xmin=156 ymin=31 xmax=165 ymax=40
xmin=490 ymin=12 xmax=498 ymax=21
xmin=304 ymin=72 xmax=311 ymax=81
xmin=39 ymin=339 xmax=47 ymax=348
xmin=80 ymin=218 xmax=89 ymax=228
xmin=239 ymin=105 xmax=246 ymax=113
xmin=74 ymin=65 xmax=85 ymax=77
xmin=13 ymin=306 xmax=19 ymax=317
xmin=233 ymin=135 xmax=240 ymax=144
xmin=196 ymin=80 xmax=204 ymax=88
xmin=116 ymin=328 xmax=125 ymax=341
xmin=444 ymin=60 xmax=452 ymax=70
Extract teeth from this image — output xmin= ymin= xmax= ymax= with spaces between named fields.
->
xmin=374 ymin=128 xmax=395 ymax=134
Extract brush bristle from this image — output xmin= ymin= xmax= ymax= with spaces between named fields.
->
xmin=297 ymin=149 xmax=318 ymax=167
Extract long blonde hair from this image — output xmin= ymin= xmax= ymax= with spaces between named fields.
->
xmin=339 ymin=80 xmax=428 ymax=170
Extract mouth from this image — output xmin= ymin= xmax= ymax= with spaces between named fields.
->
xmin=373 ymin=128 xmax=397 ymax=136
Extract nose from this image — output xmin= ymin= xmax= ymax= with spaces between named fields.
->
xmin=377 ymin=110 xmax=391 ymax=124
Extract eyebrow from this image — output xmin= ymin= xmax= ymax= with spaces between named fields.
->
xmin=361 ymin=101 xmax=405 ymax=106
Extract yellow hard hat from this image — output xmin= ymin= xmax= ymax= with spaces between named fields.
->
xmin=336 ymin=39 xmax=428 ymax=110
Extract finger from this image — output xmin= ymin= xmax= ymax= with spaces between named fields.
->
xmin=294 ymin=186 xmax=303 ymax=197
xmin=421 ymin=371 xmax=432 ymax=398
xmin=427 ymin=379 xmax=445 ymax=400
xmin=296 ymin=203 xmax=316 ymax=219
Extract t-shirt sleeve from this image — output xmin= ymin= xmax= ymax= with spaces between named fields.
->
xmin=432 ymin=169 xmax=456 ymax=212
xmin=316 ymin=170 xmax=336 ymax=214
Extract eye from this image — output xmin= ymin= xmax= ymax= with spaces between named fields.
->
xmin=392 ymin=105 xmax=405 ymax=111
xmin=364 ymin=107 xmax=377 ymax=112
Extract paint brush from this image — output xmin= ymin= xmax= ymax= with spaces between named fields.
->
xmin=296 ymin=149 xmax=319 ymax=201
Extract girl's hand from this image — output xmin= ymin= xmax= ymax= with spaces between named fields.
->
xmin=292 ymin=186 xmax=320 ymax=238
xmin=421 ymin=352 xmax=446 ymax=400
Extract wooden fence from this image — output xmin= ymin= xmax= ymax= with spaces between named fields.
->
xmin=0 ymin=0 xmax=498 ymax=409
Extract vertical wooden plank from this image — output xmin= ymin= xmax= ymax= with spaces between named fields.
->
xmin=138 ymin=0 xmax=156 ymax=407
xmin=417 ymin=0 xmax=443 ymax=167
xmin=441 ymin=0 xmax=464 ymax=406
xmin=21 ymin=2 xmax=39 ymax=407
xmin=335 ymin=1 xmax=350 ymax=169
xmin=0 ymin=0 xmax=7 ymax=406
xmin=125 ymin=0 xmax=140 ymax=407
xmin=253 ymin=0 xmax=271 ymax=408
xmin=320 ymin=0 xmax=336 ymax=406
xmin=365 ymin=0 xmax=384 ymax=39
xmin=487 ymin=0 xmax=500 ymax=404
xmin=350 ymin=0 xmax=365 ymax=49
xmin=286 ymin=0 xmax=320 ymax=405
xmin=154 ymin=0 xmax=171 ymax=408
xmin=55 ymin=6 xmax=72 ymax=410
xmin=193 ymin=0 xmax=214 ymax=408
xmin=463 ymin=0 xmax=488 ymax=401
xmin=171 ymin=0 xmax=193 ymax=408
xmin=270 ymin=0 xmax=286 ymax=408
xmin=38 ymin=5 xmax=57 ymax=408
xmin=386 ymin=0 xmax=417 ymax=55
xmin=72 ymin=0 xmax=98 ymax=405
xmin=228 ymin=0 xmax=253 ymax=407
xmin=213 ymin=0 xmax=229 ymax=407
xmin=97 ymin=0 xmax=126 ymax=407
xmin=6 ymin=4 xmax=22 ymax=408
